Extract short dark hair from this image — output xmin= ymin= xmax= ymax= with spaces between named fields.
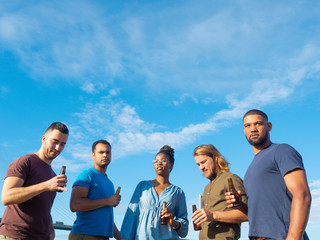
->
xmin=45 ymin=122 xmax=69 ymax=135
xmin=243 ymin=109 xmax=268 ymax=121
xmin=92 ymin=140 xmax=111 ymax=152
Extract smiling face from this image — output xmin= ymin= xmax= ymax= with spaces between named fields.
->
xmin=194 ymin=154 xmax=218 ymax=181
xmin=92 ymin=143 xmax=111 ymax=172
xmin=153 ymin=153 xmax=173 ymax=176
xmin=41 ymin=129 xmax=68 ymax=161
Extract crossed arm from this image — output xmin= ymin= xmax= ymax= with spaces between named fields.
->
xmin=70 ymin=185 xmax=121 ymax=212
xmin=70 ymin=186 xmax=122 ymax=240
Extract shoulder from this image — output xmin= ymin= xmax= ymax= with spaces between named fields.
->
xmin=171 ymin=184 xmax=184 ymax=193
xmin=220 ymin=171 xmax=245 ymax=190
xmin=75 ymin=168 xmax=95 ymax=182
xmin=10 ymin=154 xmax=33 ymax=166
xmin=272 ymin=143 xmax=298 ymax=154
xmin=135 ymin=180 xmax=151 ymax=189
xmin=226 ymin=172 xmax=243 ymax=181
xmin=218 ymin=171 xmax=242 ymax=181
xmin=273 ymin=143 xmax=302 ymax=160
xmin=130 ymin=181 xmax=152 ymax=197
xmin=6 ymin=154 xmax=35 ymax=178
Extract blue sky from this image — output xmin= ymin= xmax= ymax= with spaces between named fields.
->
xmin=1 ymin=0 xmax=320 ymax=239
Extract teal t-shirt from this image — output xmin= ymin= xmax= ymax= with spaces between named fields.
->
xmin=71 ymin=167 xmax=115 ymax=237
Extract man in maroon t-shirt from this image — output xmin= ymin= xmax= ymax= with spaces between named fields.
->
xmin=0 ymin=122 xmax=69 ymax=240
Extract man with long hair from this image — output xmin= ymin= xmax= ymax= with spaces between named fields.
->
xmin=192 ymin=144 xmax=247 ymax=239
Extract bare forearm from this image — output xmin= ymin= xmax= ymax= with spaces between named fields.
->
xmin=114 ymin=224 xmax=121 ymax=240
xmin=2 ymin=182 xmax=48 ymax=205
xmin=286 ymin=193 xmax=311 ymax=240
xmin=70 ymin=197 xmax=110 ymax=212
xmin=213 ymin=209 xmax=248 ymax=223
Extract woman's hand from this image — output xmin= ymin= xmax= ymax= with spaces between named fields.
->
xmin=160 ymin=207 xmax=180 ymax=229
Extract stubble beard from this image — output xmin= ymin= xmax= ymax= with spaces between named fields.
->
xmin=204 ymin=167 xmax=217 ymax=181
xmin=247 ymin=131 xmax=269 ymax=147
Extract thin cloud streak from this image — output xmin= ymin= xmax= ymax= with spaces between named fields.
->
xmin=70 ymin=45 xmax=320 ymax=159
xmin=1 ymin=1 xmax=319 ymax=96
xmin=309 ymin=180 xmax=320 ymax=223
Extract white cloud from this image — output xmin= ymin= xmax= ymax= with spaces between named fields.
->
xmin=172 ymin=94 xmax=199 ymax=106
xmin=67 ymin=41 xmax=320 ymax=160
xmin=309 ymin=180 xmax=320 ymax=223
xmin=1 ymin=1 xmax=320 ymax=97
xmin=0 ymin=1 xmax=123 ymax=89
xmin=1 ymin=1 xmax=320 ymax=163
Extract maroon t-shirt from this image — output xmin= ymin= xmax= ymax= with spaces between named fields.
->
xmin=0 ymin=154 xmax=56 ymax=240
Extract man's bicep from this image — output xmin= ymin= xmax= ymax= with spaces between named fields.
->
xmin=70 ymin=185 xmax=89 ymax=200
xmin=283 ymin=169 xmax=309 ymax=195
xmin=2 ymin=176 xmax=24 ymax=191
xmin=1 ymin=176 xmax=25 ymax=203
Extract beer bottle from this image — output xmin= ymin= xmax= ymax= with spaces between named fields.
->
xmin=192 ymin=205 xmax=201 ymax=230
xmin=227 ymin=178 xmax=241 ymax=208
xmin=57 ymin=166 xmax=66 ymax=192
xmin=160 ymin=201 xmax=168 ymax=225
xmin=115 ymin=186 xmax=121 ymax=195
xmin=60 ymin=166 xmax=66 ymax=175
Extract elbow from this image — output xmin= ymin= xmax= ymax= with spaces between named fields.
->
xmin=240 ymin=215 xmax=248 ymax=223
xmin=2 ymin=195 xmax=12 ymax=206
xmin=70 ymin=202 xmax=79 ymax=212
xmin=306 ymin=190 xmax=312 ymax=206
xmin=2 ymin=200 xmax=9 ymax=206
xmin=177 ymin=222 xmax=189 ymax=238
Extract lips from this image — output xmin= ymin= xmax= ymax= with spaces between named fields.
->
xmin=51 ymin=151 xmax=60 ymax=157
xmin=250 ymin=134 xmax=259 ymax=139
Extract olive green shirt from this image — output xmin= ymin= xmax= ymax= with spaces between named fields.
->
xmin=199 ymin=172 xmax=247 ymax=240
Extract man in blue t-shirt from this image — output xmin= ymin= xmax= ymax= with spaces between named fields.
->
xmin=68 ymin=140 xmax=121 ymax=240
xmin=233 ymin=109 xmax=311 ymax=240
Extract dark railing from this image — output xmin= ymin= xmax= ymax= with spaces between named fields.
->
xmin=0 ymin=218 xmax=72 ymax=231
xmin=53 ymin=221 xmax=72 ymax=230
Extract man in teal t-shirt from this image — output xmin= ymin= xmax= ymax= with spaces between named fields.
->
xmin=68 ymin=140 xmax=121 ymax=240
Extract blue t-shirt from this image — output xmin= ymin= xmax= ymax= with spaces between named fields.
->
xmin=71 ymin=167 xmax=115 ymax=237
xmin=244 ymin=143 xmax=308 ymax=240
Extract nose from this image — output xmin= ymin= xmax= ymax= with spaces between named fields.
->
xmin=199 ymin=164 xmax=205 ymax=171
xmin=250 ymin=124 xmax=258 ymax=132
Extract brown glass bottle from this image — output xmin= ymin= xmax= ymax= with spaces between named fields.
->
xmin=60 ymin=166 xmax=66 ymax=175
xmin=160 ymin=201 xmax=168 ymax=225
xmin=192 ymin=205 xmax=201 ymax=230
xmin=115 ymin=186 xmax=121 ymax=195
xmin=57 ymin=166 xmax=66 ymax=192
xmin=227 ymin=178 xmax=241 ymax=208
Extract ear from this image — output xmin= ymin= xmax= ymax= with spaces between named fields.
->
xmin=42 ymin=135 xmax=46 ymax=143
xmin=92 ymin=152 xmax=95 ymax=159
xmin=170 ymin=162 xmax=174 ymax=171
xmin=267 ymin=122 xmax=272 ymax=131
